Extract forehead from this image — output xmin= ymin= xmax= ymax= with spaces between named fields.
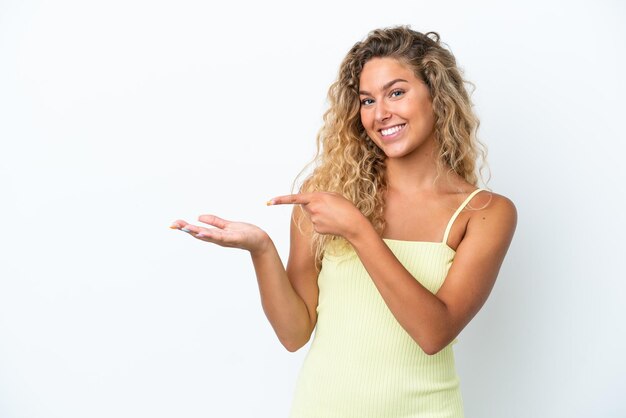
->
xmin=359 ymin=57 xmax=418 ymax=89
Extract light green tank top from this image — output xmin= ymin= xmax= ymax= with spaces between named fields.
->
xmin=289 ymin=189 xmax=486 ymax=418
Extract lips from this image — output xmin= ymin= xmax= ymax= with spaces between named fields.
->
xmin=380 ymin=123 xmax=406 ymax=137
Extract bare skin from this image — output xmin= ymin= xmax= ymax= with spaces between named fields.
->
xmin=170 ymin=211 xmax=318 ymax=352
xmin=171 ymin=57 xmax=517 ymax=354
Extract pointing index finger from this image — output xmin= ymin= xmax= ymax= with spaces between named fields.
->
xmin=267 ymin=193 xmax=311 ymax=206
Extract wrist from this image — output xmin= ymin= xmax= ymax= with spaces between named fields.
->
xmin=344 ymin=214 xmax=375 ymax=244
xmin=249 ymin=232 xmax=274 ymax=259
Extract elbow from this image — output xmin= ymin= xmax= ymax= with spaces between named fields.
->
xmin=279 ymin=328 xmax=313 ymax=353
xmin=421 ymin=343 xmax=445 ymax=356
xmin=283 ymin=343 xmax=304 ymax=353
xmin=281 ymin=337 xmax=309 ymax=353
xmin=411 ymin=320 xmax=457 ymax=356
xmin=416 ymin=334 xmax=453 ymax=356
xmin=276 ymin=317 xmax=315 ymax=352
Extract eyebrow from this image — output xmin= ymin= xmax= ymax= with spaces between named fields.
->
xmin=359 ymin=78 xmax=408 ymax=95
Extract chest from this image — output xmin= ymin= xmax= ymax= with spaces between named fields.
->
xmin=382 ymin=195 xmax=471 ymax=250
xmin=319 ymin=241 xmax=455 ymax=314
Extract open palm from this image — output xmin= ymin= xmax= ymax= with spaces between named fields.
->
xmin=171 ymin=215 xmax=270 ymax=254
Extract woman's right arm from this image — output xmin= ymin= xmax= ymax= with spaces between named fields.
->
xmin=171 ymin=207 xmax=319 ymax=352
xmin=251 ymin=207 xmax=319 ymax=351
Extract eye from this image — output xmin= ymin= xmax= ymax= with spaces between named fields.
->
xmin=360 ymin=98 xmax=374 ymax=106
xmin=390 ymin=89 xmax=405 ymax=98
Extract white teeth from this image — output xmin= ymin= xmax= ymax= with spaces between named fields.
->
xmin=381 ymin=124 xmax=404 ymax=136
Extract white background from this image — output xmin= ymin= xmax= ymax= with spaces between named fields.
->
xmin=1 ymin=0 xmax=625 ymax=417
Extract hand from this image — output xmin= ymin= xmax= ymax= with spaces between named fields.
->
xmin=268 ymin=192 xmax=367 ymax=240
xmin=170 ymin=215 xmax=271 ymax=255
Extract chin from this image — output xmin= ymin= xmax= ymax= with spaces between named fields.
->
xmin=379 ymin=145 xmax=411 ymax=159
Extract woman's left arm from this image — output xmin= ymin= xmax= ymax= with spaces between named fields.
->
xmin=352 ymin=194 xmax=516 ymax=354
xmin=270 ymin=192 xmax=517 ymax=355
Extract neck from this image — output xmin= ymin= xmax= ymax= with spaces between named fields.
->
xmin=385 ymin=141 xmax=443 ymax=193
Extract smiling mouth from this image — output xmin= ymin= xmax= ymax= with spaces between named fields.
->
xmin=380 ymin=124 xmax=406 ymax=137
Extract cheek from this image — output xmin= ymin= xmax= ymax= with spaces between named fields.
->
xmin=418 ymin=99 xmax=435 ymax=122
xmin=400 ymin=97 xmax=419 ymax=115
xmin=422 ymin=106 xmax=436 ymax=128
xmin=359 ymin=110 xmax=375 ymax=135
xmin=359 ymin=109 xmax=369 ymax=125
xmin=406 ymin=100 xmax=434 ymax=127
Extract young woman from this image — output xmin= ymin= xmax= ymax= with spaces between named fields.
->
xmin=171 ymin=26 xmax=516 ymax=418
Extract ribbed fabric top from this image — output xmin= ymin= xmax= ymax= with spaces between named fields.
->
xmin=289 ymin=189 xmax=485 ymax=418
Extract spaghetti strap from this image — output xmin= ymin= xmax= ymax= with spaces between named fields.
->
xmin=442 ymin=188 xmax=486 ymax=245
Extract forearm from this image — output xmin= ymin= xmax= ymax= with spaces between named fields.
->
xmin=348 ymin=225 xmax=453 ymax=354
xmin=250 ymin=240 xmax=314 ymax=351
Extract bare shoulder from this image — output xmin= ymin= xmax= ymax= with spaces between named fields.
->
xmin=436 ymin=189 xmax=517 ymax=340
xmin=472 ymin=190 xmax=516 ymax=212
xmin=468 ymin=190 xmax=517 ymax=241
xmin=475 ymin=190 xmax=516 ymax=218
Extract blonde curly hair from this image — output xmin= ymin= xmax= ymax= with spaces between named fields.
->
xmin=296 ymin=26 xmax=488 ymax=264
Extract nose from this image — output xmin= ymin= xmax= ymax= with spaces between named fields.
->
xmin=374 ymin=101 xmax=391 ymax=123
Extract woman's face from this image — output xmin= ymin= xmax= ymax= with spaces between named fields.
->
xmin=358 ymin=57 xmax=436 ymax=160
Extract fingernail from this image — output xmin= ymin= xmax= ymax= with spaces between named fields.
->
xmin=181 ymin=227 xmax=191 ymax=233
xmin=266 ymin=200 xmax=274 ymax=206
xmin=169 ymin=225 xmax=179 ymax=229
